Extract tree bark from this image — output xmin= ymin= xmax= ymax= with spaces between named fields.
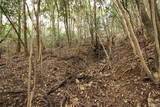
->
xmin=35 ymin=0 xmax=41 ymax=55
xmin=0 ymin=0 xmax=2 ymax=26
xmin=150 ymin=0 xmax=160 ymax=75
xmin=115 ymin=0 xmax=153 ymax=79
xmin=23 ymin=0 xmax=29 ymax=56
xmin=135 ymin=0 xmax=153 ymax=35
xmin=63 ymin=0 xmax=71 ymax=47
xmin=17 ymin=0 xmax=22 ymax=53
xmin=54 ymin=0 xmax=60 ymax=46
xmin=94 ymin=0 xmax=98 ymax=48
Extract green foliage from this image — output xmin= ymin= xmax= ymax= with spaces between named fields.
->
xmin=0 ymin=25 xmax=12 ymax=39
xmin=0 ymin=0 xmax=127 ymax=48
xmin=1 ymin=0 xmax=22 ymax=17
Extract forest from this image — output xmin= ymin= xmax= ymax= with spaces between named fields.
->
xmin=0 ymin=0 xmax=160 ymax=106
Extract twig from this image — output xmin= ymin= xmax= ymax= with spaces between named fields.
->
xmin=0 ymin=90 xmax=26 ymax=95
xmin=117 ymin=68 xmax=132 ymax=80
xmin=47 ymin=76 xmax=70 ymax=96
xmin=43 ymin=96 xmax=54 ymax=107
xmin=47 ymin=71 xmax=89 ymax=96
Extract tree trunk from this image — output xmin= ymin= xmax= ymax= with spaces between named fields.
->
xmin=155 ymin=0 xmax=160 ymax=41
xmin=51 ymin=6 xmax=56 ymax=46
xmin=88 ymin=0 xmax=94 ymax=46
xmin=63 ymin=0 xmax=71 ymax=47
xmin=119 ymin=9 xmax=137 ymax=56
xmin=150 ymin=0 xmax=160 ymax=78
xmin=135 ymin=0 xmax=153 ymax=35
xmin=23 ymin=0 xmax=29 ymax=56
xmin=94 ymin=0 xmax=99 ymax=49
xmin=17 ymin=0 xmax=22 ymax=53
xmin=0 ymin=0 xmax=2 ymax=26
xmin=115 ymin=0 xmax=153 ymax=79
xmin=54 ymin=0 xmax=60 ymax=46
xmin=36 ymin=0 xmax=41 ymax=55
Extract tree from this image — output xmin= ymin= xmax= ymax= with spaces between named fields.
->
xmin=17 ymin=0 xmax=22 ymax=53
xmin=0 ymin=0 xmax=25 ymax=50
xmin=23 ymin=0 xmax=29 ymax=56
xmin=135 ymin=0 xmax=153 ymax=35
xmin=150 ymin=0 xmax=160 ymax=82
xmin=114 ymin=0 xmax=153 ymax=79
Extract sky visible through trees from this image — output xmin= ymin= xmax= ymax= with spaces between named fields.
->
xmin=0 ymin=0 xmax=160 ymax=106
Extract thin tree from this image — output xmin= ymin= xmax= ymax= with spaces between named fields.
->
xmin=23 ymin=0 xmax=29 ymax=56
xmin=114 ymin=0 xmax=153 ymax=79
xmin=17 ymin=0 xmax=22 ymax=53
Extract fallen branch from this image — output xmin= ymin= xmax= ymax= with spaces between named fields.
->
xmin=117 ymin=67 xmax=132 ymax=80
xmin=0 ymin=90 xmax=26 ymax=95
xmin=43 ymin=96 xmax=54 ymax=107
xmin=47 ymin=75 xmax=72 ymax=96
xmin=0 ymin=63 xmax=6 ymax=67
xmin=47 ymin=72 xmax=92 ymax=96
xmin=42 ymin=72 xmax=92 ymax=107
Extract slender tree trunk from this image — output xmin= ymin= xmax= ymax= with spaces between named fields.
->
xmin=63 ymin=0 xmax=71 ymax=47
xmin=68 ymin=2 xmax=72 ymax=44
xmin=118 ymin=9 xmax=137 ymax=55
xmin=94 ymin=0 xmax=98 ymax=46
xmin=115 ymin=0 xmax=153 ymax=79
xmin=94 ymin=0 xmax=99 ymax=48
xmin=17 ymin=0 xmax=22 ymax=53
xmin=88 ymin=0 xmax=94 ymax=46
xmin=54 ymin=0 xmax=60 ymax=46
xmin=150 ymin=0 xmax=160 ymax=75
xmin=0 ymin=2 xmax=2 ymax=27
xmin=155 ymin=0 xmax=160 ymax=40
xmin=51 ymin=6 xmax=56 ymax=46
xmin=23 ymin=0 xmax=29 ymax=56
xmin=36 ymin=0 xmax=41 ymax=55
xmin=135 ymin=0 xmax=153 ymax=35
xmin=0 ymin=0 xmax=2 ymax=26
xmin=77 ymin=13 xmax=80 ymax=43
xmin=57 ymin=14 xmax=60 ymax=45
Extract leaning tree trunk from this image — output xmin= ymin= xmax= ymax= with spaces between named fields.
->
xmin=150 ymin=0 xmax=160 ymax=79
xmin=115 ymin=0 xmax=153 ymax=80
xmin=119 ymin=16 xmax=137 ymax=56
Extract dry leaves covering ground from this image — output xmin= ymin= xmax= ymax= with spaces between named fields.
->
xmin=0 ymin=37 xmax=160 ymax=107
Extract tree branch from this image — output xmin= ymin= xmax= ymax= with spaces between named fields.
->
xmin=0 ymin=4 xmax=25 ymax=47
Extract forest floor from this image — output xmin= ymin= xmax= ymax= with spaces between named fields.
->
xmin=0 ymin=36 xmax=160 ymax=107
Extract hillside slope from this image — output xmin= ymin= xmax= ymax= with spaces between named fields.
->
xmin=0 ymin=36 xmax=160 ymax=107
